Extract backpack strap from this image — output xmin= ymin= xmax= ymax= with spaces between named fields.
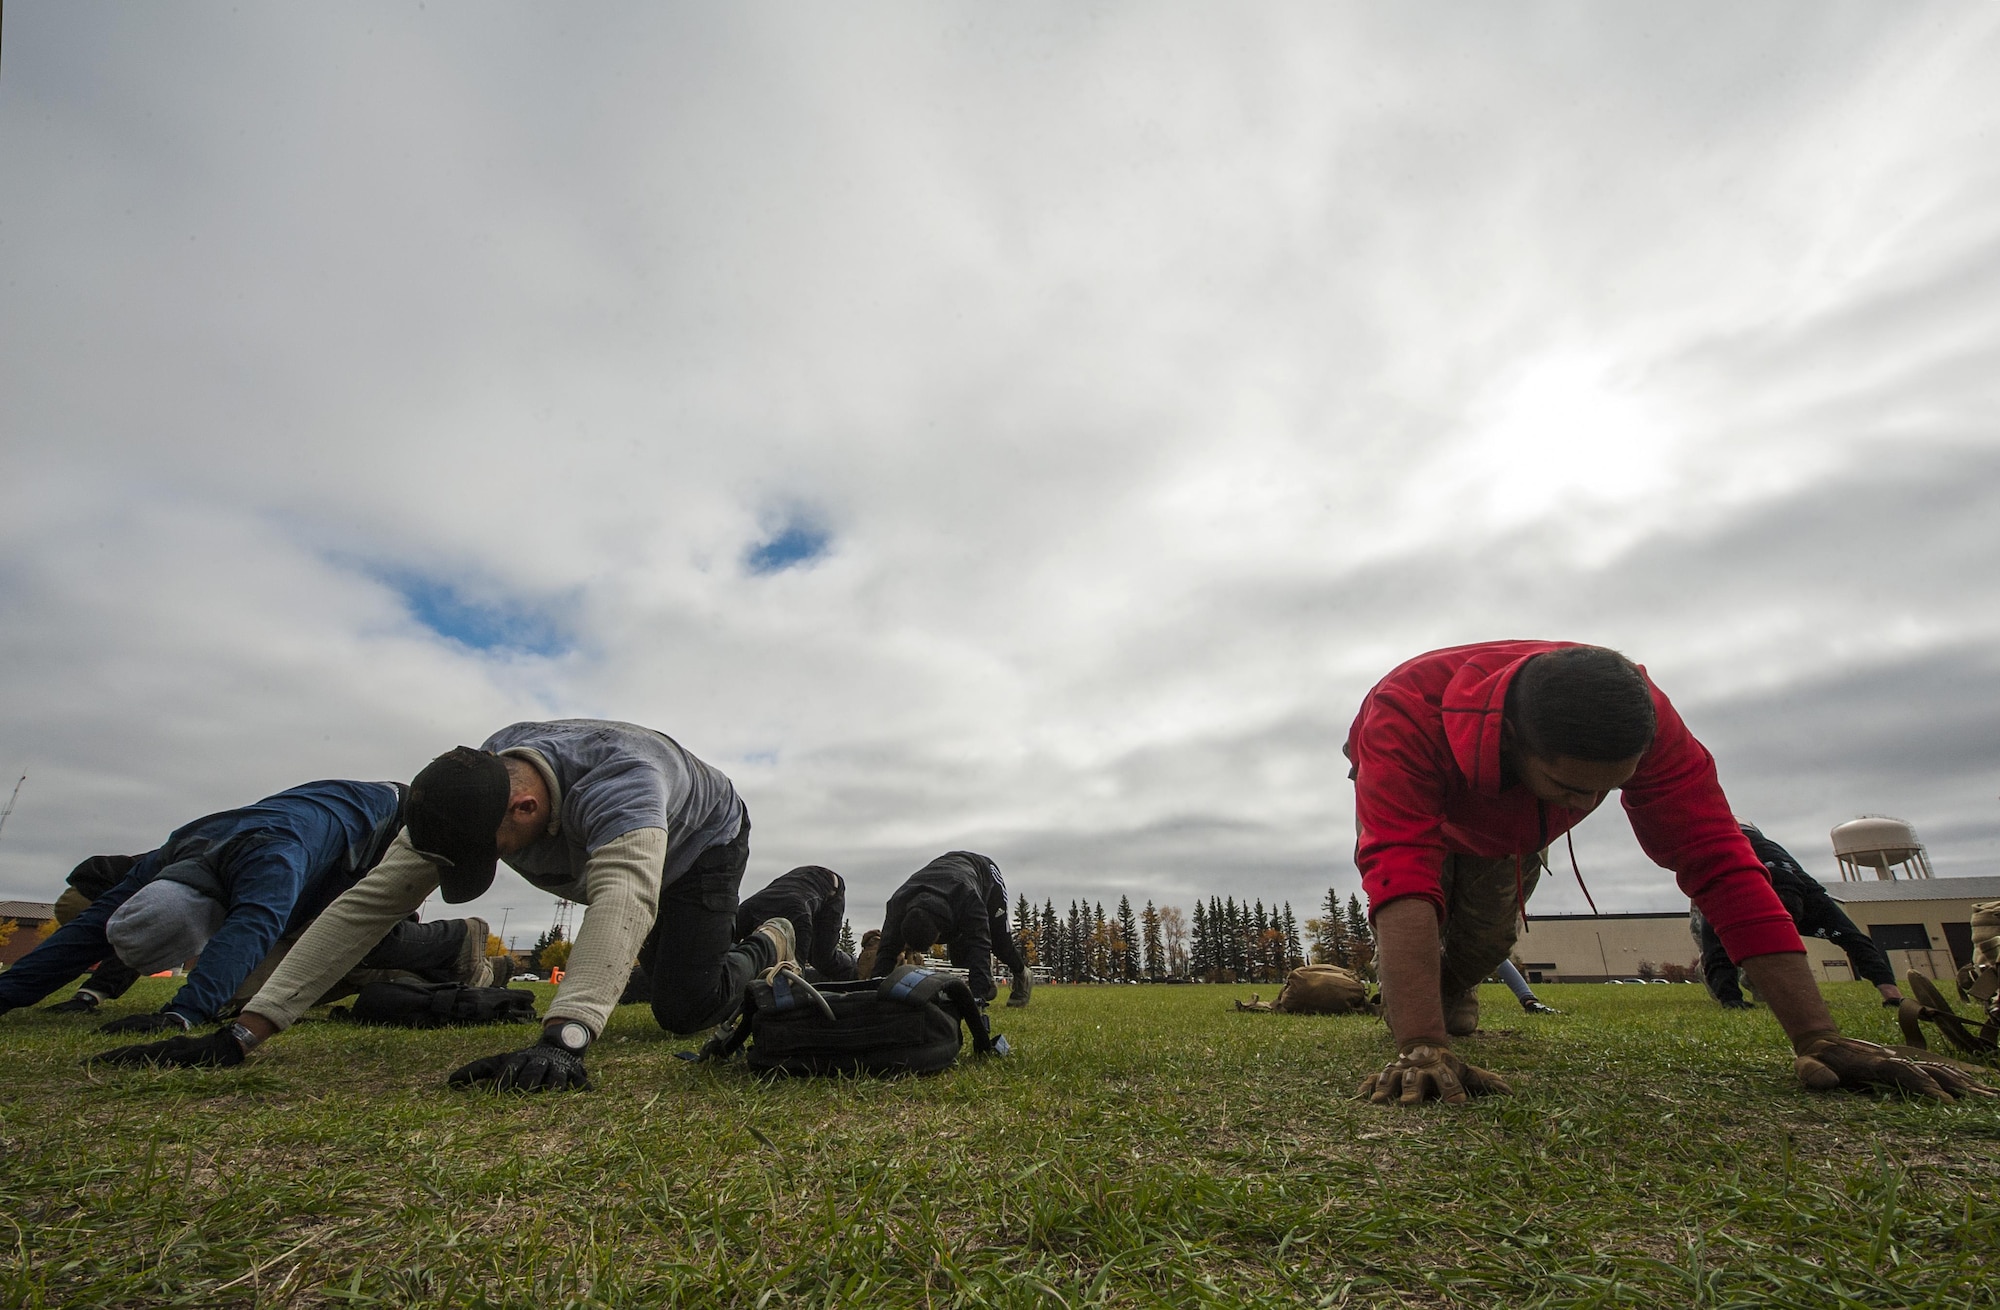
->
xmin=879 ymin=965 xmax=1009 ymax=1056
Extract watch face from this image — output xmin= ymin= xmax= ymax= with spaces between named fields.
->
xmin=556 ymin=1022 xmax=590 ymax=1052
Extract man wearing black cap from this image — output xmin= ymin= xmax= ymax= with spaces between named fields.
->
xmin=871 ymin=851 xmax=1031 ymax=1007
xmin=97 ymin=720 xmax=793 ymax=1092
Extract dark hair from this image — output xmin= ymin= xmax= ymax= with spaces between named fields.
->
xmin=899 ymin=904 xmax=943 ymax=953
xmin=1506 ymin=646 xmax=1657 ymax=762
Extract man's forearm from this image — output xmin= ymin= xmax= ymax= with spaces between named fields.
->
xmin=1737 ymin=951 xmax=1837 ymax=1049
xmin=1374 ymin=898 xmax=1448 ymax=1050
xmin=543 ymin=828 xmax=667 ymax=1035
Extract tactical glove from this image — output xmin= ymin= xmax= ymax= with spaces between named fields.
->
xmin=1007 ymin=968 xmax=1033 ymax=1008
xmin=46 ymin=993 xmax=101 ymax=1014
xmin=1520 ymin=999 xmax=1560 ymax=1015
xmin=1793 ymin=1033 xmax=1997 ymax=1102
xmin=1357 ymin=1044 xmax=1512 ymax=1107
xmin=96 ymin=1011 xmax=192 ymax=1036
xmin=90 ymin=1029 xmax=246 ymax=1069
xmin=448 ymin=1034 xmax=591 ymax=1093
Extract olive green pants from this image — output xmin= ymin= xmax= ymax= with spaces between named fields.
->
xmin=1437 ymin=851 xmax=1544 ymax=1001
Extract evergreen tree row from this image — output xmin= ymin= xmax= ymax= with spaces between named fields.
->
xmin=1006 ymin=888 xmax=1374 ymax=983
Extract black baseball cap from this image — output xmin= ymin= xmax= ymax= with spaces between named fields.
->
xmin=407 ymin=746 xmax=511 ymax=902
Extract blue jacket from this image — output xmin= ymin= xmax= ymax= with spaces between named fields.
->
xmin=0 ymin=780 xmax=406 ymax=1023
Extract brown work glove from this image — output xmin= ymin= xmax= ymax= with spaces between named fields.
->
xmin=1356 ymin=1043 xmax=1512 ymax=1107
xmin=1792 ymin=1032 xmax=1997 ymax=1102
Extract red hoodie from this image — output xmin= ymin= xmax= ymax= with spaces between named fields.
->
xmin=1345 ymin=640 xmax=1802 ymax=964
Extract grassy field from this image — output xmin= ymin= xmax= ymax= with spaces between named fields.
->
xmin=1 ymin=978 xmax=1996 ymax=1308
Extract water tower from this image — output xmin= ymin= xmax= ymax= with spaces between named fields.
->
xmin=1830 ymin=815 xmax=1934 ymax=882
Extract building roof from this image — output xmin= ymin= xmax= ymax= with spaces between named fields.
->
xmin=1826 ymin=874 xmax=2000 ymax=904
xmin=1526 ymin=910 xmax=1688 ymax=922
xmin=0 ymin=900 xmax=58 ymax=920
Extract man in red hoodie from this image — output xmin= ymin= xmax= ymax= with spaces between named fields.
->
xmin=1348 ymin=641 xmax=1989 ymax=1107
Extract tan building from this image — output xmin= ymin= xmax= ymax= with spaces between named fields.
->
xmin=1821 ymin=874 xmax=2000 ymax=981
xmin=1512 ymin=874 xmax=1997 ymax=984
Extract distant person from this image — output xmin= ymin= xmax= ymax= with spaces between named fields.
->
xmin=872 ymin=851 xmax=1031 ymax=1007
xmin=1494 ymin=959 xmax=1559 ymax=1015
xmin=95 ymin=720 xmax=797 ymax=1094
xmin=0 ymin=781 xmax=495 ymax=1032
xmin=1347 ymin=642 xmax=1987 ymax=1106
xmin=1692 ymin=823 xmax=1904 ymax=1010
xmin=736 ymin=865 xmax=857 ymax=981
xmin=41 ymin=855 xmax=143 ymax=1012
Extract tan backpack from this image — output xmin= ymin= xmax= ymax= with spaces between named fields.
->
xmin=1955 ymin=900 xmax=1998 ymax=1012
xmin=1235 ymin=965 xmax=1375 ymax=1015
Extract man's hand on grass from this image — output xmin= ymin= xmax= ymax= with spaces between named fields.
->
xmin=448 ymin=1035 xmax=591 ymax=1093
xmin=89 ymin=1030 xmax=245 ymax=1069
xmin=1357 ymin=1044 xmax=1512 ymax=1107
xmin=1792 ymin=1034 xmax=1997 ymax=1102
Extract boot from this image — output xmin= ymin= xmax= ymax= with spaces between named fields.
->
xmin=1444 ymin=989 xmax=1480 ymax=1036
xmin=750 ymin=917 xmax=798 ymax=972
xmin=453 ymin=918 xmax=491 ymax=986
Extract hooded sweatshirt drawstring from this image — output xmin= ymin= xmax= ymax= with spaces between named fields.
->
xmin=1567 ymin=830 xmax=1600 ymax=915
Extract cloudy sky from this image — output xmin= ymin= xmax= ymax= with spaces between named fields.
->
xmin=4 ymin=3 xmax=1998 ymax=948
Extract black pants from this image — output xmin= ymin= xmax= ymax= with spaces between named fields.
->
xmin=360 ymin=916 xmax=470 ymax=979
xmin=638 ymin=815 xmax=773 ymax=1033
xmin=1694 ymin=897 xmax=1895 ymax=1005
xmin=736 ymin=875 xmax=855 ymax=981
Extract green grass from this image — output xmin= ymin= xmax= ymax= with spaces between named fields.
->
xmin=1 ymin=979 xmax=1996 ymax=1308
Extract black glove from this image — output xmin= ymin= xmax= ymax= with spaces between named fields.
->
xmin=1007 ymin=968 xmax=1033 ymax=1008
xmin=448 ymin=1034 xmax=591 ymax=1093
xmin=96 ymin=1011 xmax=192 ymax=1036
xmin=45 ymin=994 xmax=102 ymax=1014
xmin=90 ymin=1029 xmax=246 ymax=1069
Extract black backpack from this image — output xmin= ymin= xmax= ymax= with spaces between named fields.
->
xmin=700 ymin=964 xmax=1010 ymax=1076
xmin=330 ymin=981 xmax=539 ymax=1029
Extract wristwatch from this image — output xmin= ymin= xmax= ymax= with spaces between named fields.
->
xmin=550 ymin=1021 xmax=591 ymax=1053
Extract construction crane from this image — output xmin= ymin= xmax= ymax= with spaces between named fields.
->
xmin=0 ymin=774 xmax=24 ymax=845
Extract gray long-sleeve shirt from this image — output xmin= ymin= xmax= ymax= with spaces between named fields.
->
xmin=484 ymin=719 xmax=743 ymax=895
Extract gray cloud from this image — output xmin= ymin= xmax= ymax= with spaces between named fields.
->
xmin=4 ymin=3 xmax=1999 ymax=945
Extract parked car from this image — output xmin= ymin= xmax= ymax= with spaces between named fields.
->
xmin=511 ymin=972 xmax=541 ymax=982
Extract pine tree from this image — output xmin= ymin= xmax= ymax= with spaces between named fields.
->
xmin=1116 ymin=896 xmax=1139 ymax=982
xmin=1253 ymin=901 xmax=1271 ymax=981
xmin=1014 ymin=893 xmax=1036 ymax=966
xmin=533 ymin=924 xmax=567 ymax=973
xmin=1346 ymin=893 xmax=1375 ymax=979
xmin=1281 ymin=903 xmax=1303 ymax=973
xmin=838 ymin=918 xmax=857 ymax=957
xmin=1043 ymin=901 xmax=1060 ymax=981
xmin=1141 ymin=900 xmax=1162 ymax=981
xmin=1190 ymin=900 xmax=1210 ymax=981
